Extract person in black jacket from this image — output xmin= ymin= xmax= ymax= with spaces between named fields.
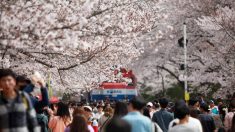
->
xmin=16 ymin=75 xmax=49 ymax=112
xmin=152 ymin=98 xmax=174 ymax=132
xmin=198 ymin=103 xmax=216 ymax=132
xmin=16 ymin=75 xmax=50 ymax=132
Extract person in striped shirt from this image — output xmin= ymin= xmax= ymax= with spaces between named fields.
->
xmin=0 ymin=69 xmax=40 ymax=132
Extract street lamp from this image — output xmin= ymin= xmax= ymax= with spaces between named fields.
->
xmin=183 ymin=23 xmax=190 ymax=101
xmin=178 ymin=23 xmax=189 ymax=101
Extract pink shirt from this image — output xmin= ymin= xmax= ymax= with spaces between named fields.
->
xmin=48 ymin=116 xmax=67 ymax=132
xmin=224 ymin=112 xmax=235 ymax=130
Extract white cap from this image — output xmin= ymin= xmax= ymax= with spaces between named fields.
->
xmin=84 ymin=106 xmax=92 ymax=112
xmin=147 ymin=102 xmax=153 ymax=107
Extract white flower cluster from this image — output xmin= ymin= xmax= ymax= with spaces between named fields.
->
xmin=0 ymin=0 xmax=166 ymax=92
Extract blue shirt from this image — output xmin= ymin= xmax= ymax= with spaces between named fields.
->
xmin=123 ymin=112 xmax=152 ymax=132
xmin=211 ymin=107 xmax=219 ymax=115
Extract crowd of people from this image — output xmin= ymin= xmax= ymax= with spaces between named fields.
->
xmin=0 ymin=68 xmax=235 ymax=132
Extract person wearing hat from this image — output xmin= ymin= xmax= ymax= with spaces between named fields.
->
xmin=83 ymin=106 xmax=96 ymax=132
xmin=146 ymin=102 xmax=155 ymax=118
xmin=198 ymin=103 xmax=216 ymax=132
xmin=83 ymin=106 xmax=94 ymax=123
xmin=84 ymin=106 xmax=93 ymax=117
xmin=209 ymin=100 xmax=219 ymax=115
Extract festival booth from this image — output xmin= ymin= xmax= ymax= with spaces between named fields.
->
xmin=91 ymin=82 xmax=137 ymax=101
xmin=90 ymin=68 xmax=137 ymax=101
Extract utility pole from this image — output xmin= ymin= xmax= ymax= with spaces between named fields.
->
xmin=183 ymin=23 xmax=189 ymax=101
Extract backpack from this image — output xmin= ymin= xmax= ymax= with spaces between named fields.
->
xmin=37 ymin=113 xmax=48 ymax=132
xmin=21 ymin=92 xmax=30 ymax=110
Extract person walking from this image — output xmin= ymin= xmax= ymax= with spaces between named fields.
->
xmin=16 ymin=74 xmax=49 ymax=112
xmin=198 ymin=103 xmax=216 ymax=132
xmin=168 ymin=100 xmax=203 ymax=132
xmin=123 ymin=96 xmax=152 ymax=132
xmin=147 ymin=102 xmax=156 ymax=118
xmin=105 ymin=118 xmax=131 ymax=132
xmin=0 ymin=69 xmax=39 ymax=132
xmin=16 ymin=75 xmax=50 ymax=132
xmin=143 ymin=107 xmax=151 ymax=118
xmin=169 ymin=100 xmax=199 ymax=132
xmin=69 ymin=115 xmax=90 ymax=132
xmin=152 ymin=98 xmax=174 ymax=132
xmin=228 ymin=115 xmax=235 ymax=132
xmin=224 ymin=100 xmax=235 ymax=131
xmin=188 ymin=98 xmax=201 ymax=118
xmin=98 ymin=106 xmax=113 ymax=132
xmin=113 ymin=101 xmax=128 ymax=118
xmin=48 ymin=102 xmax=71 ymax=132
xmin=65 ymin=108 xmax=94 ymax=132
xmin=93 ymin=105 xmax=104 ymax=121
xmin=209 ymin=100 xmax=219 ymax=115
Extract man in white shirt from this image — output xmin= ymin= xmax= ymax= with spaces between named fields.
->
xmin=168 ymin=100 xmax=203 ymax=132
xmin=169 ymin=117 xmax=203 ymax=132
xmin=94 ymin=105 xmax=104 ymax=121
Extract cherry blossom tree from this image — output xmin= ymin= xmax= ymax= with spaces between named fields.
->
xmin=133 ymin=0 xmax=235 ymax=98
xmin=191 ymin=0 xmax=235 ymax=97
xmin=0 ymin=0 xmax=169 ymax=93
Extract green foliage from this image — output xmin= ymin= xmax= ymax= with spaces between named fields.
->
xmin=140 ymin=81 xmax=222 ymax=102
xmin=139 ymin=82 xmax=157 ymax=101
xmin=140 ymin=83 xmax=184 ymax=101
xmin=62 ymin=92 xmax=74 ymax=102
xmin=141 ymin=93 xmax=156 ymax=102
xmin=165 ymin=82 xmax=221 ymax=101
xmin=165 ymin=83 xmax=184 ymax=101
xmin=191 ymin=83 xmax=221 ymax=100
xmin=140 ymin=82 xmax=184 ymax=101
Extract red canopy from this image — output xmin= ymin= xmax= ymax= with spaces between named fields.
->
xmin=100 ymin=82 xmax=134 ymax=89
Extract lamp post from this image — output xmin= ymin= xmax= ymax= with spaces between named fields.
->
xmin=183 ymin=23 xmax=189 ymax=101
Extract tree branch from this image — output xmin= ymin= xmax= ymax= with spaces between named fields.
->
xmin=156 ymin=65 xmax=182 ymax=84
xmin=2 ymin=47 xmax=8 ymax=59
xmin=58 ymin=44 xmax=110 ymax=71
xmin=49 ymin=0 xmax=138 ymax=31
